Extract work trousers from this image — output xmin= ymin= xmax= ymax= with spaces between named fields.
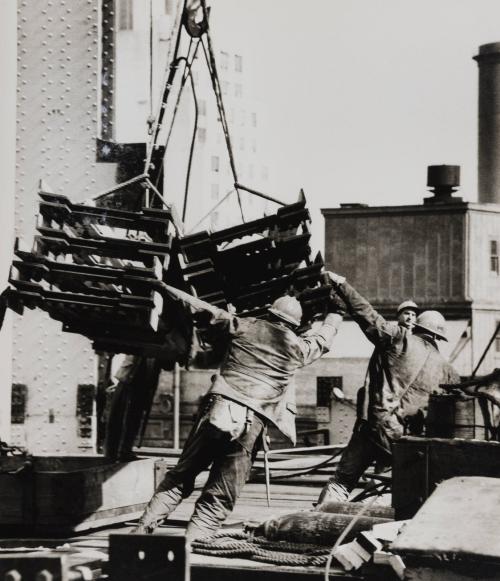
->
xmin=138 ymin=395 xmax=264 ymax=541
xmin=318 ymin=420 xmax=392 ymax=503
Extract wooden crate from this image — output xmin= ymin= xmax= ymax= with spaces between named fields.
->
xmin=391 ymin=477 xmax=500 ymax=580
xmin=0 ymin=456 xmax=157 ymax=533
xmin=392 ymin=436 xmax=500 ymax=519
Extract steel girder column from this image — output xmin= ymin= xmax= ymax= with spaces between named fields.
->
xmin=13 ymin=0 xmax=118 ymax=453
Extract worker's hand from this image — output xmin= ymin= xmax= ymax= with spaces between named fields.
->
xmin=440 ymin=382 xmax=477 ymax=395
xmin=328 ymin=289 xmax=348 ymax=316
xmin=440 ymin=382 xmax=463 ymax=391
xmin=325 ymin=271 xmax=346 ymax=286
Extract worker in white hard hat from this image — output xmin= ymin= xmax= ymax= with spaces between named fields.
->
xmin=132 ymin=285 xmax=344 ymax=540
xmin=351 ymin=298 xmax=419 ymax=450
xmin=396 ymin=300 xmax=418 ymax=331
xmin=316 ymin=273 xmax=459 ymax=506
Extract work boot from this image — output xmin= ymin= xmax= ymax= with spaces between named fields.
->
xmin=315 ymin=479 xmax=349 ymax=508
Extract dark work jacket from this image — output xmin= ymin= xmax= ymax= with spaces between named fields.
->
xmin=208 ymin=313 xmax=341 ymax=444
xmin=340 ymin=282 xmax=460 ymax=440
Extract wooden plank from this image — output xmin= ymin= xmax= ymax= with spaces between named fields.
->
xmin=0 ymin=457 xmax=158 ymax=532
xmin=391 ymin=476 xmax=500 ymax=560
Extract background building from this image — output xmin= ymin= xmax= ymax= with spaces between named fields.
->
xmin=114 ymin=0 xmax=273 ymax=232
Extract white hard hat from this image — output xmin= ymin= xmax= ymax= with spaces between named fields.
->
xmin=397 ymin=300 xmax=418 ymax=314
xmin=269 ymin=295 xmax=302 ymax=327
xmin=415 ymin=310 xmax=447 ymax=341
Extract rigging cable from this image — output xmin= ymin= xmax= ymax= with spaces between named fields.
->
xmin=183 ymin=51 xmax=199 ymax=221
xmin=157 ymin=40 xmax=197 ymax=185
xmin=199 ymin=0 xmax=245 ymax=222
xmin=148 ymin=0 xmax=154 ymax=125
xmin=145 ymin=0 xmax=187 ymax=177
xmin=187 ymin=188 xmax=236 ymax=234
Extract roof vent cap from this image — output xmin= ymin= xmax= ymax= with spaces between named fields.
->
xmin=424 ymin=165 xmax=462 ymax=204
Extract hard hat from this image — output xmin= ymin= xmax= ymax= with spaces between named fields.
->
xmin=269 ymin=295 xmax=303 ymax=327
xmin=397 ymin=300 xmax=418 ymax=314
xmin=414 ymin=310 xmax=448 ymax=341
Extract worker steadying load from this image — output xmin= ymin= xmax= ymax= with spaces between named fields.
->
xmin=317 ymin=272 xmax=460 ymax=505
xmin=132 ymin=283 xmax=344 ymax=540
xmin=354 ymin=299 xmax=419 ymax=418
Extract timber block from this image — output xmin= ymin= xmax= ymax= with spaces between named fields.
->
xmin=391 ymin=476 xmax=500 ymax=580
xmin=392 ymin=436 xmax=500 ymax=519
xmin=0 ymin=456 xmax=158 ymax=533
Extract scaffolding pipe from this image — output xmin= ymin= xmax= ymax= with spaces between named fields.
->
xmin=173 ymin=362 xmax=181 ymax=449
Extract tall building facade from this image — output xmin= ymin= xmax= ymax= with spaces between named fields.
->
xmin=114 ymin=0 xmax=272 ymax=233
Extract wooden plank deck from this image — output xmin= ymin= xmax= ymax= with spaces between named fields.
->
xmin=0 ymin=481 xmax=390 ymax=580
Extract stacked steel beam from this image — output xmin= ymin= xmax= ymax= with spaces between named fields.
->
xmin=178 ymin=195 xmax=333 ymax=349
xmin=7 ymin=186 xmax=191 ymax=364
xmin=7 ymin=189 xmax=332 ymax=363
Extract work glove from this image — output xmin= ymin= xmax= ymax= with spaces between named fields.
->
xmin=325 ymin=271 xmax=346 ymax=287
xmin=328 ymin=288 xmax=348 ymax=317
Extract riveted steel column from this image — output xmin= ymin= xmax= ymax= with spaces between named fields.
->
xmin=101 ymin=0 xmax=115 ymax=140
xmin=0 ymin=1 xmax=17 ymax=443
xmin=14 ymin=0 xmax=118 ymax=453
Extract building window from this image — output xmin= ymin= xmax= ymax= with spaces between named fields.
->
xmin=220 ymin=51 xmax=229 ymax=71
xmin=235 ymin=54 xmax=243 ymax=72
xmin=251 ymin=139 xmax=257 ymax=153
xmin=199 ymin=100 xmax=207 ymax=116
xmin=495 ymin=334 xmax=500 ymax=353
xmin=211 ymin=156 xmax=219 ymax=172
xmin=491 ymin=240 xmax=499 ymax=274
xmin=118 ymin=0 xmax=133 ymax=30
xmin=262 ymin=166 xmax=269 ymax=181
xmin=197 ymin=127 xmax=206 ymax=142
xmin=210 ymin=211 xmax=219 ymax=229
xmin=235 ymin=83 xmax=243 ymax=98
xmin=251 ymin=112 xmax=257 ymax=127
xmin=165 ymin=0 xmax=174 ymax=14
xmin=316 ymin=377 xmax=343 ymax=407
xmin=211 ymin=183 xmax=219 ymax=200
xmin=222 ymin=81 xmax=229 ymax=96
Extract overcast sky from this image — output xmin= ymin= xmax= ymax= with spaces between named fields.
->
xmin=207 ymin=0 xmax=500 ymax=250
xmin=2 ymin=1 xmax=500 ymax=253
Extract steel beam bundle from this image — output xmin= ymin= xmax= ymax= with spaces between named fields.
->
xmin=7 ymin=186 xmax=190 ymax=362
xmin=178 ymin=196 xmax=334 ymax=349
xmin=7 ymin=189 xmax=332 ymax=366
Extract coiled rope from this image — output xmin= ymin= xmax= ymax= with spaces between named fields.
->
xmin=191 ymin=531 xmax=332 ymax=567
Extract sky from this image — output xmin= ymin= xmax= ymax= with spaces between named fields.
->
xmin=206 ymin=0 xmax=500 ymax=251
xmin=2 ymin=0 xmax=500 ymax=253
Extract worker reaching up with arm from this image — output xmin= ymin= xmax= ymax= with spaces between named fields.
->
xmin=316 ymin=272 xmax=460 ymax=506
xmin=132 ymin=281 xmax=344 ymax=541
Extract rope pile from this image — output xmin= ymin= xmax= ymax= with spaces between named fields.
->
xmin=191 ymin=531 xmax=332 ymax=567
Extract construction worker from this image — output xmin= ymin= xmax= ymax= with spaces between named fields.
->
xmin=396 ymin=300 xmax=418 ymax=331
xmin=316 ymin=272 xmax=459 ymax=505
xmin=132 ymin=287 xmax=344 ymax=540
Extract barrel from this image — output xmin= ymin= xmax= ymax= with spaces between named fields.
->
xmin=426 ymin=393 xmax=476 ymax=439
